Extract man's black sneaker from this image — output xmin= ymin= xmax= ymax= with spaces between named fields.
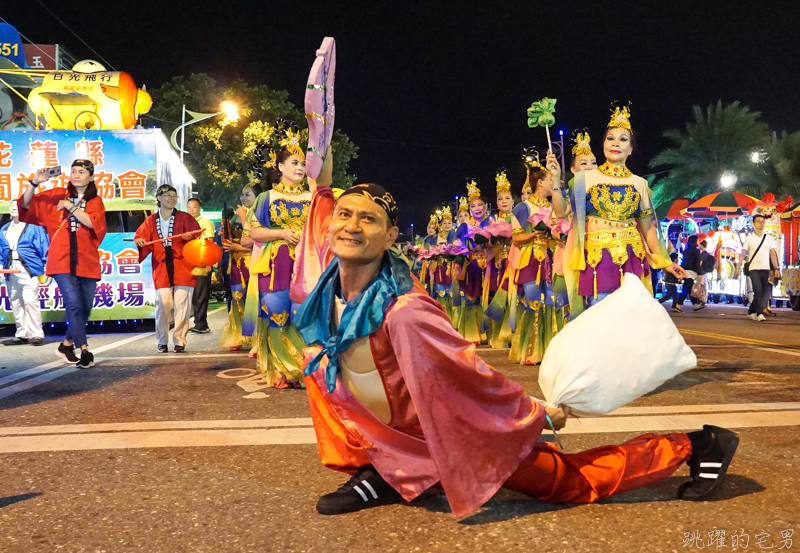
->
xmin=188 ymin=327 xmax=211 ymax=334
xmin=678 ymin=425 xmax=739 ymax=501
xmin=174 ymin=345 xmax=185 ymax=353
xmin=157 ymin=344 xmax=169 ymax=353
xmin=30 ymin=338 xmax=44 ymax=346
xmin=57 ymin=343 xmax=79 ymax=363
xmin=316 ymin=465 xmax=403 ymax=515
xmin=6 ymin=337 xmax=27 ymax=345
xmin=76 ymin=349 xmax=94 ymax=369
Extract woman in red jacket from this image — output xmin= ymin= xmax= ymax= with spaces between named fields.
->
xmin=19 ymin=159 xmax=107 ymax=369
xmin=135 ymin=185 xmax=201 ymax=353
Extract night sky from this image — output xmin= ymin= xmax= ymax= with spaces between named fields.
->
xmin=5 ymin=1 xmax=800 ymax=230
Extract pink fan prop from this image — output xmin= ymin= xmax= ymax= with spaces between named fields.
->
xmin=305 ymin=37 xmax=336 ymax=179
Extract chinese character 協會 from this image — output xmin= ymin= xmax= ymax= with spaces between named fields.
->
xmin=94 ymin=172 xmax=115 ymax=200
xmin=117 ymin=170 xmax=147 ymax=200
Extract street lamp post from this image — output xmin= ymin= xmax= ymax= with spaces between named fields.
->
xmin=551 ymin=130 xmax=567 ymax=183
xmin=170 ymin=102 xmax=239 ymax=162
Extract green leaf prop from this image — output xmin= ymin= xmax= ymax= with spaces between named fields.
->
xmin=527 ymin=97 xmax=557 ymax=151
xmin=527 ymin=98 xmax=557 ymax=128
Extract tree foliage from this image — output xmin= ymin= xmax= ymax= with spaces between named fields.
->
xmin=144 ymin=74 xmax=358 ymax=209
xmin=768 ymin=131 xmax=800 ymax=200
xmin=649 ymin=101 xmax=772 ymax=205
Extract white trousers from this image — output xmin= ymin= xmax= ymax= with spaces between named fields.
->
xmin=155 ymin=285 xmax=194 ymax=347
xmin=8 ymin=261 xmax=44 ymax=339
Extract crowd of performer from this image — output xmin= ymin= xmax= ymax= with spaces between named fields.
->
xmin=1 ymin=97 xmax=742 ymax=520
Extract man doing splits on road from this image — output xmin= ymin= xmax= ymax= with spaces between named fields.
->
xmin=135 ymin=185 xmax=201 ymax=353
xmin=292 ymin=165 xmax=740 ymax=517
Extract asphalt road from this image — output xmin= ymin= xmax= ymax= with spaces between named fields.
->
xmin=1 ymin=303 xmax=799 ymax=553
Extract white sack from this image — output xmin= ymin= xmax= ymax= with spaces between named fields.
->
xmin=539 ymin=273 xmax=697 ymax=417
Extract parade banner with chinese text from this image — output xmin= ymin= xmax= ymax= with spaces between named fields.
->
xmin=0 ymin=233 xmax=156 ymax=323
xmin=0 ymin=129 xmax=158 ymax=204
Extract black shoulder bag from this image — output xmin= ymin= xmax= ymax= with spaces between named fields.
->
xmin=743 ymin=234 xmax=766 ymax=276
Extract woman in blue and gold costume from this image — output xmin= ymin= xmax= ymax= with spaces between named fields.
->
xmin=431 ymin=206 xmax=456 ymax=317
xmin=508 ymin=154 xmax=569 ymax=364
xmin=419 ymin=213 xmax=440 ymax=295
xmin=240 ymin=127 xmax=310 ymax=388
xmin=454 ymin=180 xmax=491 ymax=342
xmin=450 ymin=197 xmax=470 ymax=328
xmin=552 ymin=106 xmax=684 ymax=316
xmin=218 ymin=182 xmax=260 ymax=352
xmin=483 ymin=171 xmax=515 ymax=349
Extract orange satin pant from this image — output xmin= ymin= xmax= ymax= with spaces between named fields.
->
xmin=306 ymin=379 xmax=692 ymax=503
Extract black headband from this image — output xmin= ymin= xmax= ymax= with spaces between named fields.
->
xmin=72 ymin=159 xmax=94 ymax=175
xmin=338 ymin=183 xmax=398 ymax=226
xmin=157 ymin=185 xmax=178 ymax=196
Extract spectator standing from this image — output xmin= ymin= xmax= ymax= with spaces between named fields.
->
xmin=658 ymin=252 xmax=680 ymax=308
xmin=187 ymin=198 xmax=216 ymax=334
xmin=736 ymin=215 xmax=779 ymax=322
xmin=18 ymin=160 xmax=107 ymax=369
xmin=0 ymin=201 xmax=49 ymax=345
xmin=675 ymin=235 xmax=701 ymax=313
xmin=693 ymin=240 xmax=716 ymax=311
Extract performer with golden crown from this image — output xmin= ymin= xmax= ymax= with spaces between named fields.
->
xmin=505 ymin=153 xmax=569 ymax=364
xmin=240 ymin=124 xmax=310 ymax=388
xmin=569 ymin=131 xmax=597 ymax=176
xmin=418 ymin=213 xmax=440 ymax=296
xmin=480 ymin=171 xmax=516 ymax=348
xmin=450 ymin=197 xmax=470 ymax=328
xmin=453 ymin=180 xmax=492 ymax=342
xmin=218 ymin=180 xmax=262 ymax=353
xmin=551 ymin=106 xmax=684 ymax=316
xmin=456 ymin=196 xmax=470 ymax=227
xmin=430 ymin=206 xmax=456 ymax=317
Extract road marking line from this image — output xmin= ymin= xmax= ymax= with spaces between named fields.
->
xmin=0 ymin=418 xmax=314 ymax=436
xmin=97 ymin=353 xmax=248 ymax=362
xmin=560 ymin=410 xmax=800 ymax=434
xmin=2 ymin=411 xmax=799 ymax=453
xmin=680 ymin=328 xmax=799 ymax=348
xmin=0 ymin=361 xmax=63 ymax=387
xmin=0 ymin=427 xmax=319 ymax=453
xmin=2 ymin=405 xmax=799 ymax=453
xmin=0 ymin=367 xmax=83 ymax=400
xmin=608 ymin=402 xmax=800 ymax=416
xmin=0 ymin=331 xmax=154 ymax=400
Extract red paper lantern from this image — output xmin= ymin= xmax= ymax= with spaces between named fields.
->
xmin=699 ymin=233 xmax=708 ymax=242
xmin=183 ymin=239 xmax=222 ymax=267
xmin=708 ymin=230 xmax=716 ymax=238
xmin=723 ymin=225 xmax=731 ymax=232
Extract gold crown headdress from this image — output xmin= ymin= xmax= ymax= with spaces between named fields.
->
xmin=458 ymin=195 xmax=469 ymax=212
xmin=608 ymin=106 xmax=631 ymax=130
xmin=495 ymin=170 xmax=511 ymax=195
xmin=428 ymin=213 xmax=440 ymax=227
xmin=466 ymin=179 xmax=481 ymax=202
xmin=572 ymin=132 xmax=592 ymax=156
xmin=440 ymin=205 xmax=453 ymax=221
xmin=279 ymin=127 xmax=307 ymax=160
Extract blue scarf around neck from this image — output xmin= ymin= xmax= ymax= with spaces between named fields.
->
xmin=294 ymin=250 xmax=415 ymax=392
